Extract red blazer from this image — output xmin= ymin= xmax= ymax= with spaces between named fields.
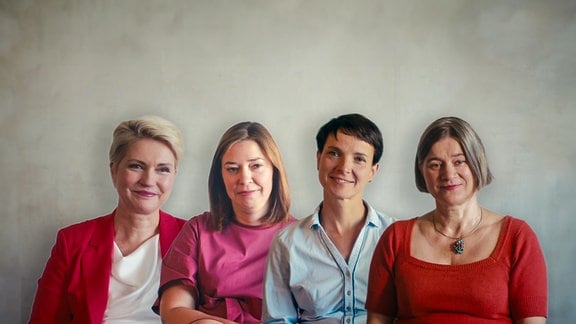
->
xmin=29 ymin=210 xmax=185 ymax=324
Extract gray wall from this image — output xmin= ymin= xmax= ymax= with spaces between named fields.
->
xmin=1 ymin=0 xmax=574 ymax=322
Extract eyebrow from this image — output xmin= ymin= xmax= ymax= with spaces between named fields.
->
xmin=127 ymin=159 xmax=174 ymax=167
xmin=223 ymin=157 xmax=265 ymax=165
xmin=427 ymin=153 xmax=465 ymax=160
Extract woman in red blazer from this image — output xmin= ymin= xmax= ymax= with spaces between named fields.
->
xmin=29 ymin=115 xmax=186 ymax=324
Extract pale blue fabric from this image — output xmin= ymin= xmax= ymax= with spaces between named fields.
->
xmin=263 ymin=202 xmax=395 ymax=324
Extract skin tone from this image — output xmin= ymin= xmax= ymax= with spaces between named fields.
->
xmin=160 ymin=139 xmax=274 ymax=324
xmin=110 ymin=138 xmax=177 ymax=256
xmin=221 ymin=140 xmax=274 ymax=226
xmin=367 ymin=136 xmax=545 ymax=324
xmin=316 ymin=131 xmax=378 ymax=261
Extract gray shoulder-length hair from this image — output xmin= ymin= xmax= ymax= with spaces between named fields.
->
xmin=415 ymin=116 xmax=493 ymax=193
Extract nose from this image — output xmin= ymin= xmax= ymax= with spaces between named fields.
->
xmin=139 ymin=169 xmax=156 ymax=186
xmin=238 ymin=166 xmax=253 ymax=184
xmin=441 ymin=163 xmax=457 ymax=180
xmin=336 ymin=156 xmax=353 ymax=173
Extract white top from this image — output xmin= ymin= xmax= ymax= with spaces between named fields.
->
xmin=103 ymin=234 xmax=161 ymax=324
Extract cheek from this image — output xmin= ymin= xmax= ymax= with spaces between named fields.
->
xmin=158 ymin=176 xmax=175 ymax=191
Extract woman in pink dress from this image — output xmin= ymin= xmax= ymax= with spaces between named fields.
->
xmin=157 ymin=121 xmax=295 ymax=323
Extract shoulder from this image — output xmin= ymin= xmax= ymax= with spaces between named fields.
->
xmin=159 ymin=210 xmax=186 ymax=227
xmin=366 ymin=203 xmax=396 ymax=229
xmin=501 ymin=215 xmax=542 ymax=245
xmin=57 ymin=213 xmax=113 ymax=239
xmin=274 ymin=214 xmax=315 ymax=243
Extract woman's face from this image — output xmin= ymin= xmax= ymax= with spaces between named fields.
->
xmin=421 ymin=136 xmax=477 ymax=207
xmin=110 ymin=138 xmax=176 ymax=217
xmin=221 ymin=139 xmax=274 ymax=225
xmin=317 ymin=131 xmax=378 ymax=202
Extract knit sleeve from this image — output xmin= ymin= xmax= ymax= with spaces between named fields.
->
xmin=365 ymin=221 xmax=404 ymax=317
xmin=508 ymin=218 xmax=548 ymax=319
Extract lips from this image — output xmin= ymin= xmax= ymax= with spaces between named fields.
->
xmin=441 ymin=184 xmax=460 ymax=190
xmin=331 ymin=176 xmax=354 ymax=184
xmin=133 ymin=190 xmax=158 ymax=197
xmin=237 ymin=189 xmax=259 ymax=196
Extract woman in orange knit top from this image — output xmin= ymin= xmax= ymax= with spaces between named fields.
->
xmin=366 ymin=116 xmax=547 ymax=324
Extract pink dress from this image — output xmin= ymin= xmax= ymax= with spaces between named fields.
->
xmin=158 ymin=212 xmax=295 ymax=323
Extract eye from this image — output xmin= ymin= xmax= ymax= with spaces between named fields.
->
xmin=454 ymin=159 xmax=467 ymax=166
xmin=128 ymin=163 xmax=144 ymax=170
xmin=354 ymin=156 xmax=367 ymax=163
xmin=157 ymin=166 xmax=172 ymax=173
xmin=327 ymin=150 xmax=339 ymax=157
xmin=427 ymin=161 xmax=441 ymax=170
xmin=251 ymin=163 xmax=263 ymax=170
xmin=225 ymin=166 xmax=239 ymax=174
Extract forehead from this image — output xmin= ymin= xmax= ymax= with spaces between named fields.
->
xmin=325 ymin=131 xmax=374 ymax=154
xmin=427 ymin=137 xmax=464 ymax=156
xmin=223 ymin=140 xmax=266 ymax=161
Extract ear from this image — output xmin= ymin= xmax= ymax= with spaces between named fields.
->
xmin=369 ymin=163 xmax=379 ymax=182
xmin=109 ymin=162 xmax=117 ymax=187
xmin=316 ymin=151 xmax=321 ymax=170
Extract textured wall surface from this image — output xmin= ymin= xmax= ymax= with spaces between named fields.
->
xmin=1 ymin=0 xmax=575 ymax=322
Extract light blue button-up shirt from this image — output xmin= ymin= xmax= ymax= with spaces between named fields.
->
xmin=263 ymin=202 xmax=395 ymax=323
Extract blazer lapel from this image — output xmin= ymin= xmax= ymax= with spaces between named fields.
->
xmin=82 ymin=214 xmax=114 ymax=323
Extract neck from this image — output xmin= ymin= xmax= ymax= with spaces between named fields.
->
xmin=233 ymin=207 xmax=267 ymax=227
xmin=433 ymin=204 xmax=482 ymax=237
xmin=114 ymin=209 xmax=159 ymax=240
xmin=320 ymin=198 xmax=366 ymax=233
xmin=113 ymin=209 xmax=160 ymax=256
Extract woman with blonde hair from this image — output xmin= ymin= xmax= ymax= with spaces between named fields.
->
xmin=30 ymin=115 xmax=186 ymax=323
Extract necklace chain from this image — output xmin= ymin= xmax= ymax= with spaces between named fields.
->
xmin=432 ymin=208 xmax=483 ymax=254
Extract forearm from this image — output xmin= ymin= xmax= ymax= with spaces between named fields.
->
xmin=515 ymin=317 xmax=546 ymax=324
xmin=162 ymin=307 xmax=236 ymax=324
xmin=367 ymin=311 xmax=394 ymax=324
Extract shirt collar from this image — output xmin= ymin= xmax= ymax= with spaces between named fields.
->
xmin=309 ymin=200 xmax=381 ymax=229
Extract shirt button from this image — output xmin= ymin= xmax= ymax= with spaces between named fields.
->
xmin=347 ymin=290 xmax=351 ymax=296
xmin=346 ymin=306 xmax=351 ymax=311
xmin=346 ymin=319 xmax=351 ymax=323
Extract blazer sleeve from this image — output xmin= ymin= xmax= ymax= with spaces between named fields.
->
xmin=29 ymin=229 xmax=74 ymax=323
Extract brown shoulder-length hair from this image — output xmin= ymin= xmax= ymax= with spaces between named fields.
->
xmin=207 ymin=122 xmax=291 ymax=231
xmin=415 ymin=116 xmax=493 ymax=193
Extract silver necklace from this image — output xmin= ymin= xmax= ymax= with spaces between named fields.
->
xmin=432 ymin=209 xmax=483 ymax=255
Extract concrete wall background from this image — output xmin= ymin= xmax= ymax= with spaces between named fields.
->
xmin=1 ymin=0 xmax=574 ymax=322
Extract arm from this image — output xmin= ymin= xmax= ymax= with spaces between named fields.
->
xmin=159 ymin=285 xmax=237 ymax=324
xmin=261 ymin=235 xmax=298 ymax=323
xmin=29 ymin=230 xmax=72 ymax=323
xmin=367 ymin=311 xmax=394 ymax=324
xmin=509 ymin=220 xmax=548 ymax=320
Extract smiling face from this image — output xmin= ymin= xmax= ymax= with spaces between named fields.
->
xmin=221 ymin=139 xmax=274 ymax=225
xmin=110 ymin=138 xmax=176 ymax=217
xmin=317 ymin=131 xmax=378 ymax=203
xmin=421 ymin=136 xmax=477 ymax=208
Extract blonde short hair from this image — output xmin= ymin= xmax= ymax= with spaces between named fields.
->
xmin=109 ymin=115 xmax=184 ymax=169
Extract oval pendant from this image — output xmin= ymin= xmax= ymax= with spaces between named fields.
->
xmin=453 ymin=239 xmax=464 ymax=254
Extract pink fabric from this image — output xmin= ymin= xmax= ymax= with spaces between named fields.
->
xmin=366 ymin=216 xmax=548 ymax=322
xmin=159 ymin=212 xmax=295 ymax=323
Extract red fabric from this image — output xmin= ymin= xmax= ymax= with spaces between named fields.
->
xmin=29 ymin=210 xmax=185 ymax=324
xmin=366 ymin=216 xmax=548 ymax=323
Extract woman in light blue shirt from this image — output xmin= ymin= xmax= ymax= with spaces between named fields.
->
xmin=263 ymin=113 xmax=395 ymax=323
